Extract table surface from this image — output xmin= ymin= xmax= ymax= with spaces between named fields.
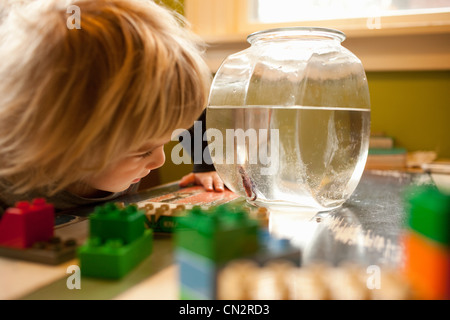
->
xmin=1 ymin=169 xmax=448 ymax=300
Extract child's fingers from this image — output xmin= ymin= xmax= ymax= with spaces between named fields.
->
xmin=179 ymin=173 xmax=195 ymax=186
xmin=200 ymin=173 xmax=224 ymax=192
xmin=200 ymin=176 xmax=214 ymax=191
xmin=179 ymin=171 xmax=225 ymax=192
xmin=212 ymin=175 xmax=224 ymax=192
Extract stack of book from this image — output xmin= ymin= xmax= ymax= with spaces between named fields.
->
xmin=365 ymin=135 xmax=407 ymax=170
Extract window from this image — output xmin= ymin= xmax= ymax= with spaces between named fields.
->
xmin=184 ymin=0 xmax=450 ymax=71
xmin=253 ymin=0 xmax=450 ymax=24
xmin=242 ymin=0 xmax=450 ymax=36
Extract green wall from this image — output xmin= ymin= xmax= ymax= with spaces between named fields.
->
xmin=367 ymin=71 xmax=450 ymax=158
xmin=155 ymin=0 xmax=192 ymax=184
xmin=157 ymin=71 xmax=450 ymax=184
xmin=159 ymin=141 xmax=193 ymax=184
xmin=157 ymin=0 xmax=184 ymax=15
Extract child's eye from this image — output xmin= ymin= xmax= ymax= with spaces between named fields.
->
xmin=139 ymin=151 xmax=153 ymax=158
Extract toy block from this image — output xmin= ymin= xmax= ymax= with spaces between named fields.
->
xmin=177 ymin=248 xmax=218 ymax=300
xmin=250 ymin=206 xmax=270 ymax=228
xmin=138 ymin=202 xmax=189 ymax=233
xmin=403 ymin=185 xmax=450 ymax=299
xmin=0 ymin=198 xmax=54 ymax=248
xmin=177 ymin=230 xmax=302 ymax=300
xmin=403 ymin=231 xmax=450 ymax=299
xmin=174 ymin=203 xmax=263 ymax=300
xmin=89 ymin=202 xmax=145 ymax=244
xmin=0 ymin=199 xmax=78 ymax=265
xmin=175 ymin=204 xmax=260 ymax=264
xmin=406 ymin=186 xmax=450 ymax=245
xmin=216 ymin=259 xmax=260 ymax=300
xmin=249 ymin=230 xmax=301 ymax=266
xmin=219 ymin=259 xmax=296 ymax=300
xmin=132 ymin=200 xmax=270 ymax=234
xmin=78 ymin=229 xmax=152 ymax=279
xmin=0 ymin=237 xmax=78 ymax=265
xmin=78 ymin=203 xmax=153 ymax=279
xmin=217 ymin=261 xmax=413 ymax=300
xmin=175 ymin=201 xmax=299 ymax=300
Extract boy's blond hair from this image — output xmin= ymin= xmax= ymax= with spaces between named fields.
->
xmin=0 ymin=0 xmax=211 ymax=195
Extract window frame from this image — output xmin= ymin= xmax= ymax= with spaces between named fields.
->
xmin=241 ymin=0 xmax=450 ymax=37
xmin=184 ymin=0 xmax=450 ymax=72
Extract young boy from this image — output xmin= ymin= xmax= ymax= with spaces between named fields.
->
xmin=0 ymin=0 xmax=223 ymax=214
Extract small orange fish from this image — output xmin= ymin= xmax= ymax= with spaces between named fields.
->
xmin=238 ymin=165 xmax=257 ymax=201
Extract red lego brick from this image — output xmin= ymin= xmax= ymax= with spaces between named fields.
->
xmin=0 ymin=198 xmax=54 ymax=248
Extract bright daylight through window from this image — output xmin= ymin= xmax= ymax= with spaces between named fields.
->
xmin=252 ymin=0 xmax=450 ymax=23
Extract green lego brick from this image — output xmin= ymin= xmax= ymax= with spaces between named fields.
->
xmin=406 ymin=186 xmax=450 ymax=246
xmin=140 ymin=201 xmax=269 ymax=234
xmin=179 ymin=287 xmax=198 ymax=300
xmin=78 ymin=229 xmax=153 ymax=279
xmin=152 ymin=215 xmax=179 ymax=233
xmin=89 ymin=203 xmax=145 ymax=244
xmin=142 ymin=203 xmax=187 ymax=233
xmin=175 ymin=204 xmax=259 ymax=263
xmin=179 ymin=286 xmax=209 ymax=300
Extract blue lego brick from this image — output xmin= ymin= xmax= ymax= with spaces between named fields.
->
xmin=251 ymin=230 xmax=302 ymax=266
xmin=176 ymin=248 xmax=218 ymax=300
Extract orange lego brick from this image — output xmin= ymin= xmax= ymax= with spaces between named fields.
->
xmin=403 ymin=231 xmax=450 ymax=300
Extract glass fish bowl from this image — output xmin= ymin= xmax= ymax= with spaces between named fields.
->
xmin=206 ymin=27 xmax=370 ymax=211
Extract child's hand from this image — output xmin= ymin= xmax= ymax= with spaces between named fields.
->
xmin=179 ymin=171 xmax=225 ymax=192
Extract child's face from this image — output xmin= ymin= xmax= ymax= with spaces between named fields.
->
xmin=86 ymin=139 xmax=168 ymax=193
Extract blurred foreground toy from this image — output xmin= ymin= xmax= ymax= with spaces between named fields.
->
xmin=218 ymin=261 xmax=412 ymax=300
xmin=175 ymin=204 xmax=260 ymax=299
xmin=130 ymin=201 xmax=269 ymax=234
xmin=0 ymin=198 xmax=77 ymax=265
xmin=78 ymin=203 xmax=152 ymax=279
xmin=174 ymin=203 xmax=299 ymax=299
xmin=403 ymin=185 xmax=450 ymax=299
xmin=140 ymin=202 xmax=191 ymax=233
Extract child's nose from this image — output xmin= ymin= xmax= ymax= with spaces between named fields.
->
xmin=146 ymin=147 xmax=165 ymax=170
